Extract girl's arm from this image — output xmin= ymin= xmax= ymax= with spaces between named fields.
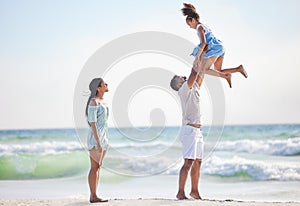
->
xmin=194 ymin=26 xmax=207 ymax=63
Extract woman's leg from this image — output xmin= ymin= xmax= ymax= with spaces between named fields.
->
xmin=214 ymin=56 xmax=248 ymax=78
xmin=96 ymin=150 xmax=106 ymax=192
xmin=99 ymin=150 xmax=106 ymax=167
xmin=88 ymin=147 xmax=108 ymax=203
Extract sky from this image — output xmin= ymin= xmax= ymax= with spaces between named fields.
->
xmin=0 ymin=0 xmax=300 ymax=129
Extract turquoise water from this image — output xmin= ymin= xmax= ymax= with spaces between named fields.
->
xmin=0 ymin=124 xmax=300 ymax=180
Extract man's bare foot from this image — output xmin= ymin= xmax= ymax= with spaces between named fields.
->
xmin=176 ymin=192 xmax=188 ymax=200
xmin=190 ymin=192 xmax=202 ymax=200
xmin=225 ymin=73 xmax=232 ymax=88
xmin=239 ymin=65 xmax=248 ymax=78
xmin=90 ymin=196 xmax=108 ymax=203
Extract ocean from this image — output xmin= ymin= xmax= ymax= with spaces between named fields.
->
xmin=0 ymin=124 xmax=300 ymax=201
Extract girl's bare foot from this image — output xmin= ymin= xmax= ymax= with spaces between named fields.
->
xmin=190 ymin=192 xmax=202 ymax=200
xmin=225 ymin=73 xmax=232 ymax=88
xmin=239 ymin=65 xmax=248 ymax=78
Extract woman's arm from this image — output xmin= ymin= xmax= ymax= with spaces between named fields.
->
xmin=90 ymin=122 xmax=101 ymax=149
xmin=89 ymin=99 xmax=101 ymax=149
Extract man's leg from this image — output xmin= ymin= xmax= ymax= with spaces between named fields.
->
xmin=190 ymin=159 xmax=202 ymax=199
xmin=176 ymin=159 xmax=194 ymax=200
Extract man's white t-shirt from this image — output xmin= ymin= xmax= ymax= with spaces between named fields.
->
xmin=178 ymin=81 xmax=202 ymax=125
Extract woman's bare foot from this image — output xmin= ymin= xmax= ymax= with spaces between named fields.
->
xmin=190 ymin=192 xmax=202 ymax=200
xmin=239 ymin=65 xmax=248 ymax=78
xmin=225 ymin=73 xmax=232 ymax=88
xmin=176 ymin=192 xmax=188 ymax=200
xmin=90 ymin=196 xmax=108 ymax=203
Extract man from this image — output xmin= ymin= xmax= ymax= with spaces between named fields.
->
xmin=170 ymin=58 xmax=205 ymax=200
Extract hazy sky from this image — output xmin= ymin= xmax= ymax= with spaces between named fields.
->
xmin=1 ymin=0 xmax=300 ymax=129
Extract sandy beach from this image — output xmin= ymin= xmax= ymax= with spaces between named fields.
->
xmin=1 ymin=198 xmax=300 ymax=206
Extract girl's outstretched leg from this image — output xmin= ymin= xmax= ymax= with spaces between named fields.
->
xmin=204 ymin=69 xmax=232 ymax=88
xmin=214 ymin=56 xmax=248 ymax=78
xmin=194 ymin=56 xmax=232 ymax=88
xmin=238 ymin=65 xmax=248 ymax=78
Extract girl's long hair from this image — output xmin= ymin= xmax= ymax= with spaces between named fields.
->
xmin=181 ymin=3 xmax=200 ymax=22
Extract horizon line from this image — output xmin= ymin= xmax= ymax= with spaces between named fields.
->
xmin=1 ymin=123 xmax=300 ymax=131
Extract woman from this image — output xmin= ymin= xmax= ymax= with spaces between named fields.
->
xmin=85 ymin=78 xmax=109 ymax=203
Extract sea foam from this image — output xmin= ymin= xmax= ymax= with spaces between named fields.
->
xmin=0 ymin=141 xmax=83 ymax=155
xmin=202 ymin=156 xmax=300 ymax=181
xmin=215 ymin=137 xmax=300 ymax=156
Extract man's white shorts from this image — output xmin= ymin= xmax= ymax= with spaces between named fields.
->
xmin=179 ymin=125 xmax=204 ymax=160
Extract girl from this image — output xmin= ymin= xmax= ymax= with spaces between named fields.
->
xmin=181 ymin=3 xmax=248 ymax=88
xmin=85 ymin=78 xmax=109 ymax=203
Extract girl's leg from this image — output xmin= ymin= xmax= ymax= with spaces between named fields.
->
xmin=196 ymin=56 xmax=232 ymax=88
xmin=214 ymin=56 xmax=248 ymax=78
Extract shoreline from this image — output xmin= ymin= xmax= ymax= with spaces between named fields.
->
xmin=1 ymin=198 xmax=300 ymax=206
xmin=1 ymin=176 xmax=300 ymax=203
